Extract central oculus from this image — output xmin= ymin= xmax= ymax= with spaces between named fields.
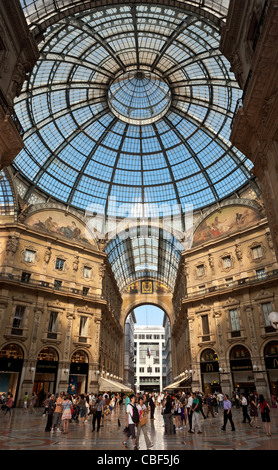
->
xmin=108 ymin=70 xmax=171 ymax=125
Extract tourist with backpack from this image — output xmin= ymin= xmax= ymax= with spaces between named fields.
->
xmin=122 ymin=394 xmax=139 ymax=450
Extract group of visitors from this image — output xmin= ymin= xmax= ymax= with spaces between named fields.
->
xmin=42 ymin=391 xmax=121 ymax=434
xmin=1 ymin=388 xmax=274 ymax=444
xmin=158 ymin=389 xmax=273 ymax=437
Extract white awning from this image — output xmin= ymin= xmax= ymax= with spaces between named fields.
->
xmin=163 ymin=374 xmax=191 ymax=391
xmin=99 ymin=377 xmax=133 ymax=393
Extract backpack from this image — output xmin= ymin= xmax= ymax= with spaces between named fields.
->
xmin=131 ymin=404 xmax=139 ymax=424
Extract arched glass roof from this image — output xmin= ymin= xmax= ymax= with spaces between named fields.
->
xmin=106 ymin=226 xmax=184 ymax=291
xmin=13 ymin=2 xmax=254 ymax=220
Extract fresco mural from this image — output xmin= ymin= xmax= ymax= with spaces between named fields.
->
xmin=193 ymin=205 xmax=261 ymax=246
xmin=24 ymin=210 xmax=96 ymax=245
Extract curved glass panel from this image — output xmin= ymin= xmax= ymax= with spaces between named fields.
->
xmin=106 ymin=227 xmax=184 ymax=291
xmin=14 ymin=3 xmax=253 ymax=220
xmin=0 ymin=171 xmax=15 ymax=216
xmin=20 ymin=1 xmax=231 ymax=28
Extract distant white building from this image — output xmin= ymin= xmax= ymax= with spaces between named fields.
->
xmin=134 ymin=325 xmax=165 ymax=393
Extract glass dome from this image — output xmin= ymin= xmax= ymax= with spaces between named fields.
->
xmin=14 ymin=3 xmax=254 ymax=219
xmin=108 ymin=70 xmax=171 ymax=125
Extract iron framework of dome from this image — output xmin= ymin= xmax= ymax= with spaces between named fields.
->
xmin=14 ymin=1 xmax=255 ymax=220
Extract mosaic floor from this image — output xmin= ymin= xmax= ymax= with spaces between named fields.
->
xmin=0 ymin=403 xmax=277 ymax=454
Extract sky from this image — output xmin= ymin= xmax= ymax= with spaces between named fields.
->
xmin=133 ymin=304 xmax=165 ymax=326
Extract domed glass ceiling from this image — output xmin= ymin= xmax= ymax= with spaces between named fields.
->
xmin=14 ymin=2 xmax=254 ymax=219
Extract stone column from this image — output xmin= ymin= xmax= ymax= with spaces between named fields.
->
xmin=214 ymin=311 xmax=232 ymax=396
xmin=88 ymin=309 xmax=102 ymax=393
xmin=245 ymin=304 xmax=268 ymax=397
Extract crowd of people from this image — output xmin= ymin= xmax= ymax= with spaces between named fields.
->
xmin=0 ymin=388 xmax=275 ymax=445
xmin=157 ymin=390 xmax=274 ymax=438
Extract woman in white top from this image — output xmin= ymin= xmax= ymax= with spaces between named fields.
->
xmin=135 ymin=397 xmax=153 ymax=449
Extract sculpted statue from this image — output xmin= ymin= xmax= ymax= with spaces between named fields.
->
xmin=44 ymin=247 xmax=51 ymax=264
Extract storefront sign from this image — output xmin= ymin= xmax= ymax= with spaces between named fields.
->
xmin=230 ymin=359 xmax=252 ymax=371
xmin=36 ymin=361 xmax=58 ymax=373
xmin=265 ymin=357 xmax=278 ymax=370
xmin=0 ymin=358 xmax=23 ymax=372
xmin=200 ymin=361 xmax=219 ymax=373
xmin=70 ymin=362 xmax=88 ymax=375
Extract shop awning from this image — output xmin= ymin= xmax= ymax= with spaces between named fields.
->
xmin=99 ymin=377 xmax=133 ymax=394
xmin=163 ymin=374 xmax=191 ymax=391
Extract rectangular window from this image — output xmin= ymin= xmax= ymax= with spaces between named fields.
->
xmin=202 ymin=315 xmax=210 ymax=336
xmin=47 ymin=311 xmax=58 ymax=339
xmin=54 ymin=279 xmax=62 ymax=289
xmin=55 ymin=258 xmax=65 ymax=270
xmin=82 ymin=287 xmax=89 ymax=296
xmin=197 ymin=264 xmax=205 ymax=277
xmin=262 ymin=302 xmax=272 ymax=323
xmin=83 ymin=266 xmax=92 ymax=278
xmin=21 ymin=272 xmax=31 ymax=283
xmin=252 ymin=245 xmax=263 ymax=259
xmin=24 ymin=249 xmax=35 ymax=263
xmin=79 ymin=316 xmax=88 ymax=337
xmin=261 ymin=302 xmax=275 ymax=333
xmin=223 ymin=256 xmax=232 ymax=268
xmin=229 ymin=309 xmax=241 ymax=337
xmin=12 ymin=305 xmax=25 ymax=333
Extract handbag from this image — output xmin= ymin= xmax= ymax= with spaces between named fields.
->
xmin=139 ymin=415 xmax=148 ymax=426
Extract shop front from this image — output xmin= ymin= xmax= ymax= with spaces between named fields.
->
xmin=264 ymin=341 xmax=278 ymax=401
xmin=33 ymin=347 xmax=58 ymax=404
xmin=0 ymin=344 xmax=23 ymax=404
xmin=230 ymin=345 xmax=255 ymax=395
xmin=68 ymin=350 xmax=89 ymax=395
xmin=200 ymin=348 xmax=221 ymax=395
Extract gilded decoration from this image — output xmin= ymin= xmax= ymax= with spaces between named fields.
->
xmin=124 ymin=280 xmax=171 ymax=294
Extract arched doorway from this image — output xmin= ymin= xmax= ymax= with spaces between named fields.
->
xmin=34 ymin=347 xmax=59 ymax=403
xmin=264 ymin=341 xmax=278 ymax=401
xmin=230 ymin=345 xmax=254 ymax=395
xmin=125 ymin=304 xmax=172 ymax=393
xmin=69 ymin=350 xmax=89 ymax=395
xmin=200 ymin=348 xmax=220 ymax=395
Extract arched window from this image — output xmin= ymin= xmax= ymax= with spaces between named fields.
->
xmin=71 ymin=350 xmax=88 ymax=363
xmin=201 ymin=348 xmax=218 ymax=362
xmin=230 ymin=345 xmax=251 ymax=360
xmin=37 ymin=347 xmax=58 ymax=361
xmin=0 ymin=344 xmax=23 ymax=359
xmin=264 ymin=341 xmax=278 ymax=357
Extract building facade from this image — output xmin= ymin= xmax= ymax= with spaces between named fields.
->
xmin=134 ymin=325 xmax=165 ymax=393
xmin=172 ymin=199 xmax=278 ymax=398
